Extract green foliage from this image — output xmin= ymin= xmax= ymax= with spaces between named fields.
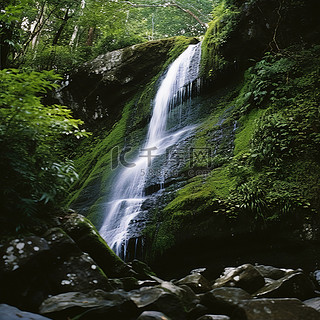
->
xmin=22 ymin=45 xmax=76 ymax=73
xmin=144 ymin=44 xmax=320 ymax=258
xmin=67 ymin=101 xmax=133 ymax=211
xmin=229 ymin=45 xmax=320 ymax=220
xmin=233 ymin=179 xmax=267 ymax=220
xmin=201 ymin=0 xmax=239 ymax=78
xmin=0 ymin=68 xmax=89 ymax=231
xmin=3 ymin=0 xmax=213 ymax=72
xmin=250 ymin=113 xmax=293 ymax=168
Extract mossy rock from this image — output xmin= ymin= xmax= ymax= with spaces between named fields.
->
xmin=62 ymin=212 xmax=133 ymax=278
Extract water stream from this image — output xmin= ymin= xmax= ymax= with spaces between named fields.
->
xmin=99 ymin=42 xmax=202 ymax=259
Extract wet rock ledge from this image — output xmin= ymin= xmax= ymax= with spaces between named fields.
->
xmin=1 ymin=212 xmax=320 ymax=320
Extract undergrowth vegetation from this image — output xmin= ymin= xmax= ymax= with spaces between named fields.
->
xmin=0 ymin=69 xmax=89 ymax=233
xmin=146 ymin=44 xmax=320 ymax=256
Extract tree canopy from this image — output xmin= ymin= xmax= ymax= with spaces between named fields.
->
xmin=1 ymin=0 xmax=213 ymax=72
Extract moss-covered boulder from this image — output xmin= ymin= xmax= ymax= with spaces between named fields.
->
xmin=201 ymin=0 xmax=320 ymax=81
xmin=61 ymin=37 xmax=198 ymax=130
xmin=62 ymin=212 xmax=133 ymax=278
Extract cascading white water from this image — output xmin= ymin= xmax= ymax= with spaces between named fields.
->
xmin=99 ymin=42 xmax=202 ymax=259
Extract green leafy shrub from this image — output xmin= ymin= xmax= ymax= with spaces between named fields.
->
xmin=0 ymin=69 xmax=89 ymax=231
xmin=250 ymin=113 xmax=294 ymax=168
xmin=20 ymin=44 xmax=94 ymax=73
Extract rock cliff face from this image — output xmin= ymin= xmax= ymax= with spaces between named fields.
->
xmin=201 ymin=0 xmax=320 ymax=82
xmin=65 ymin=0 xmax=320 ymax=280
xmin=60 ymin=37 xmax=198 ymax=130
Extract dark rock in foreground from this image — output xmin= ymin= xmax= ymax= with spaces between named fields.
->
xmin=213 ymin=264 xmax=265 ymax=294
xmin=254 ymin=271 xmax=315 ymax=300
xmin=304 ymin=298 xmax=320 ymax=312
xmin=62 ymin=213 xmax=132 ymax=278
xmin=39 ymin=290 xmax=138 ymax=320
xmin=1 ymin=212 xmax=320 ymax=320
xmin=232 ymin=298 xmax=320 ymax=320
xmin=175 ymin=272 xmax=212 ymax=294
xmin=196 ymin=316 xmax=230 ymax=320
xmin=137 ymin=311 xmax=172 ymax=320
xmin=200 ymin=287 xmax=252 ymax=316
xmin=0 ymin=304 xmax=51 ymax=320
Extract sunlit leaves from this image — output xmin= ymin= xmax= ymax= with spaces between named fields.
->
xmin=0 ymin=69 xmax=89 ymax=225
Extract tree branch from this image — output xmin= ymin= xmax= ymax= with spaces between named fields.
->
xmin=269 ymin=0 xmax=282 ymax=52
xmin=122 ymin=1 xmax=208 ymax=28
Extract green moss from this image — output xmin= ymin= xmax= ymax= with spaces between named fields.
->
xmin=168 ymin=36 xmax=196 ymax=60
xmin=234 ymin=108 xmax=266 ymax=157
xmin=149 ymin=219 xmax=180 ymax=257
xmin=206 ymin=166 xmax=236 ymax=198
xmin=146 ymin=45 xmax=320 ymax=261
xmin=201 ymin=1 xmax=239 ymax=78
xmin=64 ymin=213 xmax=129 ymax=277
xmin=67 ymin=102 xmax=132 ymax=207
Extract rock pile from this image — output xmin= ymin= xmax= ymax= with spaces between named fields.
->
xmin=1 ymin=213 xmax=320 ymax=320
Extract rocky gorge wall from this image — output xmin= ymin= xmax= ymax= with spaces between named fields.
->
xmin=65 ymin=0 xmax=320 ymax=279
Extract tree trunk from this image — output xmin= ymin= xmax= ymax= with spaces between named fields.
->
xmin=86 ymin=27 xmax=95 ymax=46
xmin=52 ymin=8 xmax=70 ymax=45
xmin=31 ymin=3 xmax=46 ymax=49
xmin=15 ymin=2 xmax=58 ymax=61
xmin=0 ymin=27 xmax=12 ymax=69
xmin=69 ymin=0 xmax=86 ymax=47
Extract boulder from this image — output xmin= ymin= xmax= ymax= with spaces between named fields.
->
xmin=44 ymin=228 xmax=112 ymax=293
xmin=39 ymin=289 xmax=138 ymax=320
xmin=304 ymin=298 xmax=320 ymax=312
xmin=160 ymin=282 xmax=199 ymax=312
xmin=137 ymin=311 xmax=172 ymax=320
xmin=254 ymin=272 xmax=315 ymax=300
xmin=49 ymin=251 xmax=112 ymax=293
xmin=0 ymin=236 xmax=50 ymax=273
xmin=0 ymin=304 xmax=51 ymax=320
xmin=0 ymin=235 xmax=53 ymax=310
xmin=312 ymin=270 xmax=320 ymax=290
xmin=130 ymin=286 xmax=186 ymax=320
xmin=254 ymin=265 xmax=292 ymax=280
xmin=44 ymin=227 xmax=82 ymax=258
xmin=191 ymin=268 xmax=207 ymax=275
xmin=213 ymin=264 xmax=265 ymax=294
xmin=138 ymin=279 xmax=160 ymax=288
xmin=196 ymin=316 xmax=230 ymax=320
xmin=62 ymin=213 xmax=132 ymax=278
xmin=129 ymin=259 xmax=156 ymax=280
xmin=0 ymin=228 xmax=111 ymax=311
xmin=175 ymin=273 xmax=212 ymax=294
xmin=200 ymin=287 xmax=251 ymax=316
xmin=232 ymin=298 xmax=320 ymax=320
xmin=187 ymin=304 xmax=209 ymax=320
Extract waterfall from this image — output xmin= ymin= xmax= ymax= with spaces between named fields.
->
xmin=99 ymin=42 xmax=202 ymax=259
